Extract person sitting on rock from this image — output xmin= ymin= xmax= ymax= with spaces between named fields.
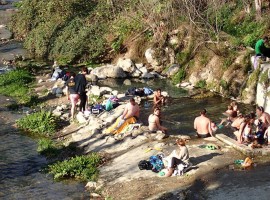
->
xmin=231 ymin=113 xmax=244 ymax=131
xmin=234 ymin=113 xmax=255 ymax=143
xmin=255 ymin=36 xmax=270 ymax=59
xmin=106 ymin=98 xmax=140 ymax=134
xmin=194 ymin=109 xmax=213 ymax=138
xmin=256 ymin=106 xmax=270 ymax=146
xmin=224 ymin=105 xmax=234 ymax=116
xmin=148 ymin=107 xmax=167 ymax=133
xmin=153 ymin=88 xmax=165 ymax=105
xmin=165 ymin=138 xmax=190 ymax=177
xmin=230 ymin=101 xmax=239 ymax=113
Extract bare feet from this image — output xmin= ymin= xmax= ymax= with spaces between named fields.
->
xmin=165 ymin=168 xmax=174 ymax=177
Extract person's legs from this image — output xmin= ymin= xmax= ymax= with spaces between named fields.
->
xmin=165 ymin=157 xmax=182 ymax=177
xmin=79 ymin=92 xmax=87 ymax=112
xmin=70 ymin=94 xmax=79 ymax=119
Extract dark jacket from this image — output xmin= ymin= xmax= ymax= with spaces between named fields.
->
xmin=74 ymin=74 xmax=87 ymax=94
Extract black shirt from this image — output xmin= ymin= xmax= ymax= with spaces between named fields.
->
xmin=66 ymin=78 xmax=77 ymax=94
xmin=74 ymin=74 xmax=87 ymax=94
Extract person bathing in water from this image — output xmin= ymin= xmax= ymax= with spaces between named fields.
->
xmin=194 ymin=109 xmax=213 ymax=138
xmin=148 ymin=107 xmax=168 ymax=133
xmin=153 ymin=88 xmax=166 ymax=105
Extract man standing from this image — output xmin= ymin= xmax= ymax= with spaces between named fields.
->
xmin=194 ymin=109 xmax=213 ymax=138
xmin=75 ymin=67 xmax=88 ymax=112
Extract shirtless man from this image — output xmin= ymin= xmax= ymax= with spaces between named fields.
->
xmin=153 ymin=88 xmax=165 ymax=105
xmin=121 ymin=98 xmax=140 ymax=120
xmin=148 ymin=107 xmax=167 ymax=133
xmin=256 ymin=106 xmax=270 ymax=145
xmin=194 ymin=109 xmax=213 ymax=138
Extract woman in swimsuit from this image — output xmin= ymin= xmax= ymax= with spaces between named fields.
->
xmin=148 ymin=107 xmax=167 ymax=133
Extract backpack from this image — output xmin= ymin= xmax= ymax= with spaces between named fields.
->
xmin=127 ymin=87 xmax=136 ymax=95
xmin=143 ymin=87 xmax=154 ymax=95
xmin=149 ymin=155 xmax=164 ymax=173
xmin=91 ymin=104 xmax=104 ymax=114
xmin=138 ymin=160 xmax=152 ymax=170
xmin=62 ymin=72 xmax=71 ymax=81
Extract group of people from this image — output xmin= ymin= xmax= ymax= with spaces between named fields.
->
xmin=65 ymin=67 xmax=88 ymax=119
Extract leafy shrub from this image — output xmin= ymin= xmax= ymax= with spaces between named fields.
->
xmin=172 ymin=68 xmax=186 ymax=84
xmin=17 ymin=111 xmax=58 ymax=136
xmin=220 ymin=79 xmax=229 ymax=90
xmin=48 ymin=154 xmax=101 ymax=181
xmin=196 ymin=80 xmax=207 ymax=88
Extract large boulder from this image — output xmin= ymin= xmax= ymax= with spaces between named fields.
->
xmin=145 ymin=48 xmax=159 ymax=67
xmin=117 ymin=58 xmax=136 ymax=74
xmin=91 ymin=65 xmax=126 ymax=79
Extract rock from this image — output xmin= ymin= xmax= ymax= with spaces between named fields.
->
xmin=135 ymin=63 xmax=144 ymax=69
xmin=136 ymin=135 xmax=148 ymax=141
xmin=145 ymin=48 xmax=159 ymax=67
xmin=86 ymin=74 xmax=98 ymax=82
xmin=61 ymin=113 xmax=70 ymax=120
xmin=0 ymin=24 xmax=11 ymax=40
xmin=166 ymin=64 xmax=180 ymax=77
xmin=130 ymin=68 xmax=142 ymax=77
xmin=169 ymin=35 xmax=179 ymax=46
xmin=117 ymin=93 xmax=126 ymax=99
xmin=38 ymin=79 xmax=44 ymax=83
xmin=117 ymin=58 xmax=136 ymax=73
xmin=55 ymin=93 xmax=62 ymax=98
xmin=52 ymin=109 xmax=62 ymax=117
xmin=106 ymin=136 xmax=116 ymax=144
xmin=123 ymin=79 xmax=132 ymax=86
xmin=100 ymin=86 xmax=113 ymax=95
xmin=155 ymin=132 xmax=166 ymax=140
xmin=90 ymin=193 xmax=101 ymax=198
xmin=161 ymin=91 xmax=169 ymax=97
xmin=141 ymin=72 xmax=155 ymax=79
xmin=76 ymin=112 xmax=87 ymax=124
xmin=151 ymin=71 xmax=165 ymax=79
xmin=131 ymin=129 xmax=143 ymax=137
xmin=85 ymin=181 xmax=97 ymax=190
xmin=90 ymin=85 xmax=101 ymax=96
xmin=56 ymin=105 xmax=63 ymax=111
xmin=92 ymin=64 xmax=127 ymax=79
xmin=139 ymin=66 xmax=148 ymax=74
xmin=112 ymin=90 xmax=118 ymax=96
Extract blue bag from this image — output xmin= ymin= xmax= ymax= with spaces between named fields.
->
xmin=149 ymin=155 xmax=164 ymax=173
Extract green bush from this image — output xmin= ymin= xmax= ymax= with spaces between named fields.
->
xmin=196 ymin=80 xmax=207 ymax=88
xmin=48 ymin=154 xmax=101 ymax=181
xmin=172 ymin=68 xmax=186 ymax=84
xmin=17 ymin=111 xmax=58 ymax=136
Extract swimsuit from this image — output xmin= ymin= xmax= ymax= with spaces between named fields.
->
xmin=197 ymin=133 xmax=211 ymax=138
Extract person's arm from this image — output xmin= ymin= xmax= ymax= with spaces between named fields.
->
xmin=194 ymin=118 xmax=197 ymax=130
xmin=121 ymin=105 xmax=128 ymax=119
xmin=154 ymin=95 xmax=160 ymax=104
xmin=208 ymin=120 xmax=213 ymax=136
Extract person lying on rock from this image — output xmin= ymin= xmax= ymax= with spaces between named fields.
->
xmin=153 ymin=88 xmax=166 ymax=105
xmin=165 ymin=138 xmax=190 ymax=177
xmin=194 ymin=109 xmax=213 ymax=138
xmin=148 ymin=107 xmax=167 ymax=134
xmin=105 ymin=98 xmax=140 ymax=134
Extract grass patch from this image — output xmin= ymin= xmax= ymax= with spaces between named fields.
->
xmin=48 ymin=153 xmax=101 ymax=181
xmin=37 ymin=138 xmax=59 ymax=157
xmin=16 ymin=110 xmax=58 ymax=136
xmin=196 ymin=80 xmax=207 ymax=88
xmin=172 ymin=68 xmax=186 ymax=84
xmin=0 ymin=69 xmax=35 ymax=104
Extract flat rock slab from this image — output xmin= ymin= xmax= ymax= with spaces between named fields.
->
xmin=0 ymin=25 xmax=11 ymax=40
xmin=216 ymin=134 xmax=270 ymax=156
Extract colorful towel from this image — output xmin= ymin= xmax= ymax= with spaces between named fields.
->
xmin=105 ymin=117 xmax=137 ymax=134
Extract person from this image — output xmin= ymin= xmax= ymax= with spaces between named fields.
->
xmin=234 ymin=113 xmax=255 ymax=143
xmin=224 ymin=105 xmax=234 ymax=116
xmin=153 ymin=88 xmax=165 ymax=105
xmin=66 ymin=72 xmax=79 ymax=120
xmin=256 ymin=106 xmax=270 ymax=128
xmin=194 ymin=109 xmax=213 ymax=138
xmin=105 ymin=98 xmax=140 ymax=134
xmin=75 ymin=67 xmax=88 ymax=112
xmin=148 ymin=107 xmax=168 ymax=133
xmin=231 ymin=113 xmax=244 ymax=131
xmin=165 ymin=138 xmax=190 ymax=177
xmin=230 ymin=101 xmax=239 ymax=113
xmin=255 ymin=36 xmax=270 ymax=58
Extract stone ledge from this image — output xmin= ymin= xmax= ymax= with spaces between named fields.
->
xmin=216 ymin=134 xmax=270 ymax=156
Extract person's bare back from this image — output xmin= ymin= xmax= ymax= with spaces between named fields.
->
xmin=194 ymin=109 xmax=212 ymax=137
xmin=122 ymin=98 xmax=140 ymax=120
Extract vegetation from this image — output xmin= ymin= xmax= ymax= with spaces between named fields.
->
xmin=0 ymin=70 xmax=35 ymax=105
xmin=16 ymin=110 xmax=58 ymax=136
xmin=196 ymin=80 xmax=207 ymax=88
xmin=37 ymin=138 xmax=59 ymax=157
xmin=48 ymin=153 xmax=101 ymax=181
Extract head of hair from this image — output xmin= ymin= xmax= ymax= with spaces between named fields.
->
xmin=157 ymin=88 xmax=161 ymax=92
xmin=230 ymin=101 xmax=237 ymax=106
xmin=81 ymin=66 xmax=88 ymax=74
xmin=263 ymin=36 xmax=269 ymax=41
xmin=70 ymin=72 xmax=76 ymax=77
xmin=228 ymin=105 xmax=233 ymax=110
xmin=130 ymin=98 xmax=135 ymax=103
xmin=231 ymin=111 xmax=237 ymax=118
xmin=176 ymin=138 xmax=186 ymax=146
xmin=257 ymin=106 xmax=264 ymax=113
xmin=201 ymin=109 xmax=207 ymax=115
